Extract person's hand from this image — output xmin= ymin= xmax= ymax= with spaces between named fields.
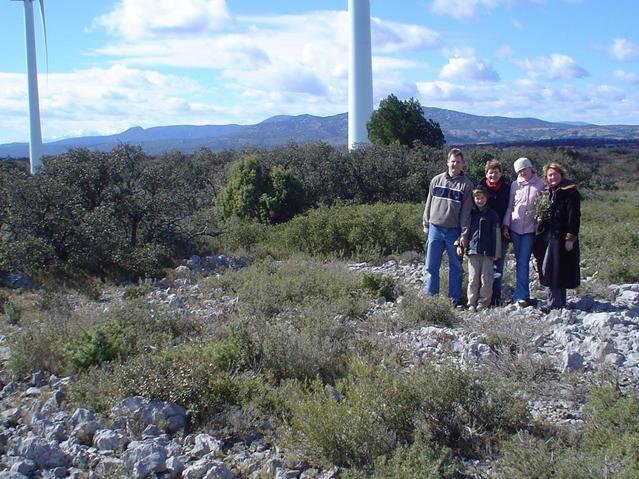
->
xmin=502 ymin=226 xmax=510 ymax=240
xmin=565 ymin=240 xmax=575 ymax=252
xmin=423 ymin=225 xmax=429 ymax=236
xmin=456 ymin=246 xmax=464 ymax=257
xmin=460 ymin=236 xmax=469 ymax=249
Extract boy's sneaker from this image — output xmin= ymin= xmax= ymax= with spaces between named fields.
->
xmin=452 ymin=299 xmax=465 ymax=310
xmin=467 ymin=305 xmax=477 ymax=312
xmin=516 ymin=299 xmax=528 ymax=308
xmin=476 ymin=304 xmax=486 ymax=312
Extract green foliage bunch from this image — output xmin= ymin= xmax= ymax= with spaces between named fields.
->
xmin=69 ymin=342 xmax=274 ymax=425
xmin=284 ymin=361 xmax=529 ymax=470
xmin=361 ymin=272 xmax=396 ymax=301
xmin=9 ymin=299 xmax=198 ymax=376
xmin=216 ymin=155 xmax=305 ymax=224
xmin=367 ymin=95 xmax=445 ymax=148
xmin=253 ymin=304 xmax=353 ymax=383
xmin=271 ymin=202 xmax=423 ymax=261
xmin=64 ymin=321 xmax=134 ymax=371
xmin=397 ymin=290 xmax=455 ymax=328
xmin=209 ymin=256 xmax=370 ymax=320
xmin=0 ymin=146 xmax=219 ymax=280
xmin=500 ymin=384 xmax=639 ymax=479
xmin=580 ymin=189 xmax=639 ymax=283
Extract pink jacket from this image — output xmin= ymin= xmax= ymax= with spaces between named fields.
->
xmin=503 ymin=174 xmax=544 ymax=235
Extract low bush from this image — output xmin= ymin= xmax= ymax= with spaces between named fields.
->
xmin=271 ymin=202 xmax=423 ymax=261
xmin=361 ymin=272 xmax=396 ymax=301
xmin=253 ymin=304 xmax=354 ymax=383
xmin=69 ymin=342 xmax=276 ymax=426
xmin=205 ymin=256 xmax=370 ymax=320
xmin=283 ymin=360 xmax=529 ymax=469
xmin=396 ymin=290 xmax=455 ymax=328
xmin=500 ymin=384 xmax=639 ymax=479
xmin=9 ymin=298 xmax=200 ymax=376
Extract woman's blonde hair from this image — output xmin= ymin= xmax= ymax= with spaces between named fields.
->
xmin=542 ymin=162 xmax=567 ymax=183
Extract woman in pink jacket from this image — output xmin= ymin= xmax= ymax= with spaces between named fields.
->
xmin=502 ymin=157 xmax=544 ymax=307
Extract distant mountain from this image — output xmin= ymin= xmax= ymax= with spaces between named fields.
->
xmin=2 ymin=108 xmax=639 ymax=158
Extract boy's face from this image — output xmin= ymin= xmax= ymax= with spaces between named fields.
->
xmin=473 ymin=192 xmax=487 ymax=207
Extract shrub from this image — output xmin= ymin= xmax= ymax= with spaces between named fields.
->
xmin=361 ymin=272 xmax=396 ymax=301
xmin=8 ymin=323 xmax=69 ymax=377
xmin=271 ymin=202 xmax=423 ymax=261
xmin=9 ymin=298 xmax=199 ymax=376
xmin=216 ymin=155 xmax=306 ymax=224
xmin=364 ymin=440 xmax=454 ymax=479
xmin=3 ymin=299 xmax=21 ymax=325
xmin=69 ymin=342 xmax=275 ymax=426
xmin=499 ymin=384 xmax=639 ymax=479
xmin=64 ymin=321 xmax=134 ymax=371
xmin=253 ymin=304 xmax=354 ymax=383
xmin=207 ymin=256 xmax=370 ymax=320
xmin=284 ymin=362 xmax=416 ymax=468
xmin=396 ymin=290 xmax=454 ymax=328
xmin=284 ymin=361 xmax=529 ymax=469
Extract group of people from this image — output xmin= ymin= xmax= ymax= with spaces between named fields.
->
xmin=422 ymin=148 xmax=581 ymax=312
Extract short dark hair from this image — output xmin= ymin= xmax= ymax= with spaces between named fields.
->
xmin=448 ymin=148 xmax=463 ymax=160
xmin=472 ymin=184 xmax=489 ymax=197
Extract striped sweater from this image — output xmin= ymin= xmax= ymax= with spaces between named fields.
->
xmin=423 ymin=171 xmax=474 ymax=237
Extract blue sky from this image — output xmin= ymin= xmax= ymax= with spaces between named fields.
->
xmin=1 ymin=0 xmax=639 ymax=143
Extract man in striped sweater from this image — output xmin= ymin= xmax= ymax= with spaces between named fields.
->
xmin=422 ymin=148 xmax=474 ymax=306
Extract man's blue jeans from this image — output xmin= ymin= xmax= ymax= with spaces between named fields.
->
xmin=510 ymin=231 xmax=535 ymax=302
xmin=424 ymin=224 xmax=462 ymax=301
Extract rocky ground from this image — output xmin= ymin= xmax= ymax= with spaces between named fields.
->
xmin=1 ymin=254 xmax=638 ymax=478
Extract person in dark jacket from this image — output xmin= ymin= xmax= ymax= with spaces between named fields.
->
xmin=459 ymin=185 xmax=502 ymax=311
xmin=536 ymin=162 xmax=581 ymax=311
xmin=477 ymin=159 xmax=511 ymax=306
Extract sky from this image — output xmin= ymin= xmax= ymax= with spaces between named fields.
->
xmin=1 ymin=0 xmax=639 ymax=144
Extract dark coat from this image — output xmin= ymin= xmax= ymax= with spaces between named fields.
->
xmin=478 ymin=177 xmax=511 ymax=224
xmin=537 ymin=181 xmax=581 ymax=289
xmin=467 ymin=206 xmax=500 ymax=257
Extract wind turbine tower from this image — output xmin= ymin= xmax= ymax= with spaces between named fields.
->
xmin=14 ymin=0 xmax=47 ymax=174
xmin=348 ymin=0 xmax=373 ymax=149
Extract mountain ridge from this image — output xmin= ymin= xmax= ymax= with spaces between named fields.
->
xmin=2 ymin=107 xmax=639 ymax=157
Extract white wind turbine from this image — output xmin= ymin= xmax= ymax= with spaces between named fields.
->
xmin=348 ymin=0 xmax=373 ymax=149
xmin=12 ymin=0 xmax=48 ymax=174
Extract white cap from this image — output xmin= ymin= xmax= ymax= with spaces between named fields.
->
xmin=513 ymin=157 xmax=533 ymax=173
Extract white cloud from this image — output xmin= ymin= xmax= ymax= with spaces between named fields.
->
xmin=440 ymin=57 xmax=501 ymax=82
xmin=516 ymin=53 xmax=589 ymax=80
xmin=94 ymin=0 xmax=234 ymax=40
xmin=413 ymin=75 xmax=637 ymax=126
xmin=609 ymin=38 xmax=639 ymax=61
xmin=371 ymin=18 xmax=440 ymax=52
xmin=416 ymin=81 xmax=471 ymax=102
xmin=614 ymin=69 xmax=639 ymax=84
xmin=429 ymin=0 xmax=499 ymax=20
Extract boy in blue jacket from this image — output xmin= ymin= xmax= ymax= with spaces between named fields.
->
xmin=458 ymin=185 xmax=502 ymax=311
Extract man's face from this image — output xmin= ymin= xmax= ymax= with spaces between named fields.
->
xmin=448 ymin=154 xmax=464 ymax=176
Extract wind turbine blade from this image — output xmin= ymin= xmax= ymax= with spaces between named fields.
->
xmin=38 ymin=0 xmax=49 ymax=74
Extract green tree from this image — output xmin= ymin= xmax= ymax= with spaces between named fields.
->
xmin=367 ymin=94 xmax=445 ymax=148
xmin=216 ymin=155 xmax=306 ymax=224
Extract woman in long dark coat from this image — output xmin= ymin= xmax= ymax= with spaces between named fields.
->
xmin=537 ymin=162 xmax=581 ymax=310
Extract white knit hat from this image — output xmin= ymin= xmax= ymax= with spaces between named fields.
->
xmin=513 ymin=157 xmax=533 ymax=173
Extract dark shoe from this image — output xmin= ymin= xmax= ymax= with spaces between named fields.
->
xmin=452 ymin=299 xmax=464 ymax=310
xmin=516 ymin=299 xmax=528 ymax=308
